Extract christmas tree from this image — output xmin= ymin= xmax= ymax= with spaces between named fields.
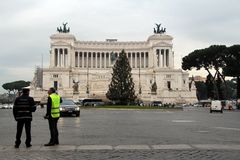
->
xmin=106 ymin=49 xmax=136 ymax=104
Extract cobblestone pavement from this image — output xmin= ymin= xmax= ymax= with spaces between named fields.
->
xmin=1 ymin=149 xmax=240 ymax=160
xmin=0 ymin=108 xmax=240 ymax=159
xmin=1 ymin=144 xmax=240 ymax=160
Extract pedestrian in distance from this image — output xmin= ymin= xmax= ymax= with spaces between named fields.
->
xmin=13 ymin=88 xmax=36 ymax=148
xmin=44 ymin=87 xmax=62 ymax=146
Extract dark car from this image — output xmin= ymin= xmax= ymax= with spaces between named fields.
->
xmin=151 ymin=101 xmax=162 ymax=107
xmin=60 ymin=99 xmax=80 ymax=117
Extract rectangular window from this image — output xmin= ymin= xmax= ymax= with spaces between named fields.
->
xmin=54 ymin=81 xmax=58 ymax=90
xmin=167 ymin=81 xmax=171 ymax=91
xmin=53 ymin=74 xmax=58 ymax=78
xmin=166 ymin=74 xmax=171 ymax=78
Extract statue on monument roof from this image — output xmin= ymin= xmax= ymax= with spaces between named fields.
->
xmin=57 ymin=22 xmax=70 ymax=33
xmin=154 ymin=23 xmax=166 ymax=34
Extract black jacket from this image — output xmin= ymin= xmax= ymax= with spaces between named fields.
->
xmin=13 ymin=94 xmax=36 ymax=121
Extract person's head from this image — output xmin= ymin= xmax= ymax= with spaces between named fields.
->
xmin=22 ymin=88 xmax=30 ymax=95
xmin=48 ymin=87 xmax=56 ymax=95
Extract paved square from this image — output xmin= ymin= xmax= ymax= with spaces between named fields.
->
xmin=0 ymin=107 xmax=240 ymax=159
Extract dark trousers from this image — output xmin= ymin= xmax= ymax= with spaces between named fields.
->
xmin=15 ymin=120 xmax=31 ymax=146
xmin=48 ymin=117 xmax=59 ymax=144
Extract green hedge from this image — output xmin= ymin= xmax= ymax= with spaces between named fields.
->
xmin=81 ymin=105 xmax=182 ymax=110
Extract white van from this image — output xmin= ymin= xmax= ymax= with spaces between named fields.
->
xmin=210 ymin=100 xmax=223 ymax=113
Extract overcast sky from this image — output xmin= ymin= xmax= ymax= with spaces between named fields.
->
xmin=0 ymin=0 xmax=239 ymax=93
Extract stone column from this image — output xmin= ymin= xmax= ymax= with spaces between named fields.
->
xmin=136 ymin=53 xmax=138 ymax=68
xmin=148 ymin=49 xmax=154 ymax=68
xmin=61 ymin=49 xmax=63 ymax=67
xmin=102 ymin=52 xmax=104 ymax=68
xmin=70 ymin=49 xmax=73 ymax=68
xmin=100 ymin=53 xmax=102 ymax=68
xmin=63 ymin=50 xmax=65 ymax=67
xmin=159 ymin=49 xmax=162 ymax=68
xmin=75 ymin=52 xmax=79 ymax=67
xmin=163 ymin=49 xmax=166 ymax=67
xmin=168 ymin=50 xmax=171 ymax=68
xmin=63 ymin=49 xmax=65 ymax=67
xmin=169 ymin=49 xmax=173 ymax=68
xmin=95 ymin=52 xmax=98 ymax=68
xmin=78 ymin=52 xmax=81 ymax=68
xmin=59 ymin=50 xmax=61 ymax=67
xmin=130 ymin=53 xmax=132 ymax=68
xmin=135 ymin=53 xmax=137 ymax=68
xmin=57 ymin=49 xmax=59 ymax=67
xmin=50 ymin=49 xmax=54 ymax=67
xmin=143 ymin=52 xmax=145 ymax=68
xmin=62 ymin=51 xmax=64 ymax=67
xmin=66 ymin=51 xmax=68 ymax=67
xmin=58 ymin=49 xmax=60 ymax=67
xmin=54 ymin=49 xmax=58 ymax=67
xmin=106 ymin=53 xmax=108 ymax=68
xmin=91 ymin=52 xmax=93 ymax=68
xmin=156 ymin=49 xmax=159 ymax=67
xmin=75 ymin=52 xmax=77 ymax=67
xmin=82 ymin=52 xmax=85 ymax=68
xmin=93 ymin=52 xmax=95 ymax=68
xmin=104 ymin=53 xmax=107 ymax=68
xmin=166 ymin=49 xmax=169 ymax=67
xmin=108 ymin=53 xmax=111 ymax=68
xmin=87 ymin=52 xmax=89 ymax=68
xmin=145 ymin=52 xmax=147 ymax=68
xmin=62 ymin=52 xmax=64 ymax=67
xmin=140 ymin=52 xmax=142 ymax=68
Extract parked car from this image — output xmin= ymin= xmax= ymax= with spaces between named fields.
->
xmin=193 ymin=103 xmax=202 ymax=107
xmin=60 ymin=99 xmax=80 ymax=117
xmin=210 ymin=100 xmax=223 ymax=113
xmin=0 ymin=104 xmax=5 ymax=109
xmin=0 ymin=104 xmax=13 ymax=109
xmin=151 ymin=101 xmax=162 ymax=107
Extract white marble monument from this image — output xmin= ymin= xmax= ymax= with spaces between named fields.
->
xmin=33 ymin=24 xmax=197 ymax=103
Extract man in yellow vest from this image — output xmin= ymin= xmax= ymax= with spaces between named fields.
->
xmin=44 ymin=87 xmax=62 ymax=146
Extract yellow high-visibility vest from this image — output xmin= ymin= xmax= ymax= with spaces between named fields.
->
xmin=50 ymin=93 xmax=60 ymax=118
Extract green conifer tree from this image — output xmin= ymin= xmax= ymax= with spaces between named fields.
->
xmin=106 ymin=49 xmax=136 ymax=104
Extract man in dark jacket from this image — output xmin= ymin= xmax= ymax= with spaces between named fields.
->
xmin=44 ymin=87 xmax=62 ymax=146
xmin=13 ymin=88 xmax=36 ymax=148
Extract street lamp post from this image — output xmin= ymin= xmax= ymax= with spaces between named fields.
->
xmin=86 ymin=64 xmax=89 ymax=97
xmin=138 ymin=63 xmax=142 ymax=95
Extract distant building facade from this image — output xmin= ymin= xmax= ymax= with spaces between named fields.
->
xmin=194 ymin=76 xmax=206 ymax=82
xmin=32 ymin=24 xmax=197 ymax=103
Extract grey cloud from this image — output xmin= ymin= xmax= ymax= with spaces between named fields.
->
xmin=0 ymin=0 xmax=240 ymax=93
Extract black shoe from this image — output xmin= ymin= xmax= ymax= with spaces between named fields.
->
xmin=15 ymin=144 xmax=19 ymax=148
xmin=26 ymin=144 xmax=32 ymax=148
xmin=55 ymin=141 xmax=59 ymax=145
xmin=44 ymin=143 xmax=55 ymax=146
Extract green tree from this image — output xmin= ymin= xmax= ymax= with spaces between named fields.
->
xmin=195 ymin=81 xmax=208 ymax=100
xmin=224 ymin=79 xmax=237 ymax=99
xmin=222 ymin=45 xmax=240 ymax=99
xmin=205 ymin=74 xmax=215 ymax=99
xmin=182 ymin=45 xmax=227 ymax=100
xmin=2 ymin=80 xmax=30 ymax=95
xmin=106 ymin=49 xmax=136 ymax=104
